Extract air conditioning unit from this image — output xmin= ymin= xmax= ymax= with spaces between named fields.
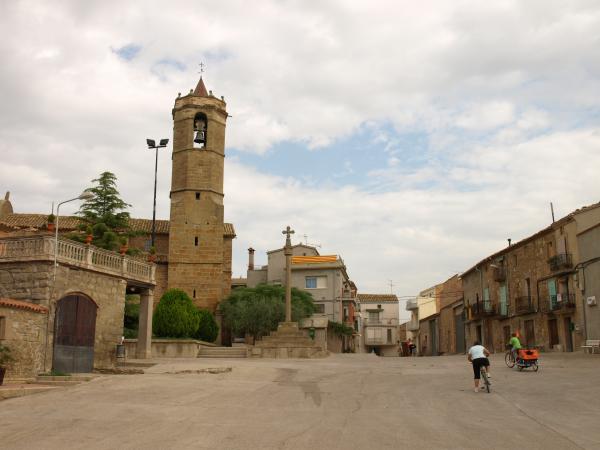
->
xmin=587 ymin=296 xmax=597 ymax=306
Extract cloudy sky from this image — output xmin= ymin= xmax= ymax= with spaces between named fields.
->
xmin=1 ymin=1 xmax=599 ymax=318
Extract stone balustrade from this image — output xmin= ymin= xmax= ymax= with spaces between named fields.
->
xmin=0 ymin=235 xmax=155 ymax=286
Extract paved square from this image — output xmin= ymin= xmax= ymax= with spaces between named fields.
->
xmin=0 ymin=353 xmax=598 ymax=449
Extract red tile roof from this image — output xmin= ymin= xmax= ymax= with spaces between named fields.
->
xmin=0 ymin=214 xmax=236 ymax=238
xmin=194 ymin=77 xmax=209 ymax=96
xmin=0 ymin=298 xmax=48 ymax=314
xmin=357 ymin=294 xmax=399 ymax=302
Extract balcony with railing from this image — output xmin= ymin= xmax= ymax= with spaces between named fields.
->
xmin=405 ymin=298 xmax=418 ymax=310
xmin=0 ymin=235 xmax=155 ymax=285
xmin=497 ymin=301 xmax=509 ymax=317
xmin=364 ymin=317 xmax=399 ymax=327
xmin=548 ymin=253 xmax=573 ymax=272
xmin=406 ymin=320 xmax=420 ymax=332
xmin=365 ymin=326 xmax=396 ymax=345
xmin=543 ymin=293 xmax=576 ymax=312
xmin=514 ymin=296 xmax=535 ymax=315
xmin=468 ymin=301 xmax=495 ymax=320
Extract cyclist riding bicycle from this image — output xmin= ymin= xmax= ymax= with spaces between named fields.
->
xmin=508 ymin=332 xmax=522 ymax=363
xmin=467 ymin=341 xmax=491 ymax=393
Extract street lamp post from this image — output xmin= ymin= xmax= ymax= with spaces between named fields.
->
xmin=53 ymin=191 xmax=95 ymax=280
xmin=46 ymin=189 xmax=94 ymax=372
xmin=146 ymin=138 xmax=169 ymax=248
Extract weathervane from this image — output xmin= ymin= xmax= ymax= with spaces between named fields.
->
xmin=198 ymin=62 xmax=205 ymax=77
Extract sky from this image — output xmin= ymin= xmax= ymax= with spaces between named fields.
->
xmin=1 ymin=1 xmax=599 ymax=320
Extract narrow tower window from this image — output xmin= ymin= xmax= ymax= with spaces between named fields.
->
xmin=193 ymin=113 xmax=207 ymax=149
xmin=194 ymin=237 xmax=199 ymax=246
xmin=193 ymin=289 xmax=196 ymax=298
xmin=195 ymin=192 xmax=200 ymax=200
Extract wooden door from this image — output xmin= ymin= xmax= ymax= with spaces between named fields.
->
xmin=53 ymin=294 xmax=97 ymax=373
xmin=454 ymin=313 xmax=465 ymax=354
xmin=564 ymin=317 xmax=573 ymax=352
xmin=485 ymin=320 xmax=494 ymax=352
xmin=524 ymin=319 xmax=535 ymax=348
xmin=548 ymin=319 xmax=559 ymax=348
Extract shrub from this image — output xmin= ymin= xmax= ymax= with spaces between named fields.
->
xmin=153 ymin=289 xmax=200 ymax=338
xmin=0 ymin=344 xmax=13 ymax=366
xmin=219 ymin=284 xmax=315 ymax=340
xmin=194 ymin=309 xmax=219 ymax=343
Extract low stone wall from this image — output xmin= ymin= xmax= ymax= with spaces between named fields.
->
xmin=0 ymin=305 xmax=47 ymax=379
xmin=123 ymin=339 xmax=216 ymax=358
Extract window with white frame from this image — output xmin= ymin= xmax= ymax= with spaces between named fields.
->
xmin=314 ymin=304 xmax=325 ymax=314
xmin=305 ymin=276 xmax=327 ymax=289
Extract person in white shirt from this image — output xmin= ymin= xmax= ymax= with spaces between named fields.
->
xmin=467 ymin=341 xmax=491 ymax=392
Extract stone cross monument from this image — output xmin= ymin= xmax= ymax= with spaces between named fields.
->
xmin=282 ymin=225 xmax=295 ymax=322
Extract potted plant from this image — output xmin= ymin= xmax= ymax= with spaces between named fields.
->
xmin=0 ymin=343 xmax=13 ymax=386
xmin=119 ymin=236 xmax=128 ymax=255
xmin=84 ymin=225 xmax=93 ymax=245
xmin=47 ymin=214 xmax=56 ymax=232
xmin=148 ymin=245 xmax=157 ymax=262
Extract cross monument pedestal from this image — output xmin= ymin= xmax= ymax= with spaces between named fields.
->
xmin=252 ymin=225 xmax=328 ymax=359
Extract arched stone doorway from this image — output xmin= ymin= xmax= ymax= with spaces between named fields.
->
xmin=53 ymin=294 xmax=98 ymax=373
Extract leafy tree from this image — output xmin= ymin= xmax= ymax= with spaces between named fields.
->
xmin=123 ymin=295 xmax=140 ymax=339
xmin=79 ymin=171 xmax=131 ymax=229
xmin=194 ymin=309 xmax=219 ymax=343
xmin=219 ymin=284 xmax=315 ymax=340
xmin=153 ymin=289 xmax=200 ymax=338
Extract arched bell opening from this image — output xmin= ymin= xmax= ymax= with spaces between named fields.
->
xmin=193 ymin=112 xmax=207 ymax=148
xmin=52 ymin=293 xmax=98 ymax=373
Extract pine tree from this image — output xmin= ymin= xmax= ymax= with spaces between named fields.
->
xmin=79 ymin=172 xmax=131 ymax=229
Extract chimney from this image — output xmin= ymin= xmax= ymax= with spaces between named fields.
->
xmin=508 ymin=238 xmax=512 ymax=247
xmin=248 ymin=247 xmax=255 ymax=271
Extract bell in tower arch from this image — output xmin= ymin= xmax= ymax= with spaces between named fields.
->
xmin=193 ymin=114 xmax=207 ymax=147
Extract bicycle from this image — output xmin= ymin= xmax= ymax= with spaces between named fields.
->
xmin=505 ymin=349 xmax=516 ymax=368
xmin=505 ymin=348 xmax=539 ymax=372
xmin=480 ymin=365 xmax=491 ymax=393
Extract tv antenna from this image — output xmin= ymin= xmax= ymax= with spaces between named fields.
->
xmin=303 ymin=234 xmax=322 ymax=248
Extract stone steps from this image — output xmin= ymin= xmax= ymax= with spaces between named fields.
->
xmin=198 ymin=347 xmax=247 ymax=358
xmin=0 ymin=385 xmax=58 ymax=401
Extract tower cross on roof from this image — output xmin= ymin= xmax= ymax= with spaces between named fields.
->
xmin=282 ymin=225 xmax=295 ymax=248
xmin=198 ymin=62 xmax=205 ymax=76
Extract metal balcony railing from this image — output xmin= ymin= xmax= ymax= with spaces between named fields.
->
xmin=364 ymin=318 xmax=399 ymax=326
xmin=469 ymin=301 xmax=495 ymax=319
xmin=514 ymin=296 xmax=535 ymax=314
xmin=548 ymin=253 xmax=573 ymax=271
xmin=546 ymin=293 xmax=576 ymax=312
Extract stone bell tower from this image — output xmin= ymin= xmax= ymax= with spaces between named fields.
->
xmin=168 ymin=77 xmax=228 ymax=311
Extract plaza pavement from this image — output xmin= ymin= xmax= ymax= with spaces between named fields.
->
xmin=0 ymin=352 xmax=598 ymax=450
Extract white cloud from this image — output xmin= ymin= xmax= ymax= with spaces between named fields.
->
xmin=1 ymin=0 xmax=599 ymax=297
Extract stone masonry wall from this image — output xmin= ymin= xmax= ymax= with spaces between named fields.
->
xmin=0 ymin=306 xmax=47 ymax=379
xmin=0 ymin=261 xmax=127 ymax=371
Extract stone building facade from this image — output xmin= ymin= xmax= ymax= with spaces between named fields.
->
xmin=462 ymin=203 xmax=600 ymax=353
xmin=0 ymin=236 xmax=155 ymax=378
xmin=0 ymin=78 xmax=236 ymax=311
xmin=412 ymin=275 xmax=463 ymax=356
xmin=0 ymin=299 xmax=48 ymax=379
xmin=168 ymin=78 xmax=232 ymax=311
xmin=576 ymin=223 xmax=600 ymax=341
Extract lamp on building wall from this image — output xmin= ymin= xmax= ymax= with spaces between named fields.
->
xmin=146 ymin=138 xmax=169 ymax=247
